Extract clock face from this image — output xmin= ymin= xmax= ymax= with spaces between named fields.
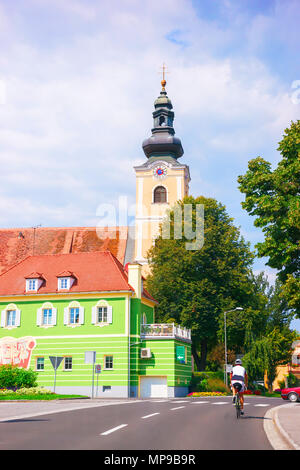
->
xmin=153 ymin=166 xmax=167 ymax=179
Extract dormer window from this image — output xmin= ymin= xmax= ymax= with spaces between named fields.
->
xmin=59 ymin=277 xmax=69 ymax=290
xmin=25 ymin=273 xmax=44 ymax=292
xmin=57 ymin=271 xmax=75 ymax=291
xmin=28 ymin=279 xmax=37 ymax=291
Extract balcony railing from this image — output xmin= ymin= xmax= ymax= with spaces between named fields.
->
xmin=140 ymin=323 xmax=191 ymax=341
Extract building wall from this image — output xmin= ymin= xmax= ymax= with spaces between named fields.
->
xmin=0 ymin=294 xmax=131 ymax=397
xmin=131 ymin=338 xmax=192 ymax=397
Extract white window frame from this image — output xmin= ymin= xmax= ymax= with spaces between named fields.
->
xmin=57 ymin=276 xmax=75 ymax=291
xmin=36 ymin=357 xmax=45 ymax=371
xmin=104 ymin=355 xmax=113 ymax=370
xmin=64 ymin=301 xmax=84 ymax=327
xmin=64 ymin=357 xmax=72 ymax=371
xmin=26 ymin=279 xmax=37 ymax=291
xmin=1 ymin=304 xmax=21 ymax=329
xmin=37 ymin=303 xmax=57 ymax=327
xmin=91 ymin=300 xmax=113 ymax=326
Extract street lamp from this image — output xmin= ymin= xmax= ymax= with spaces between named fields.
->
xmin=224 ymin=307 xmax=243 ymax=386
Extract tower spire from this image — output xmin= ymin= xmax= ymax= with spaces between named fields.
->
xmin=142 ymin=68 xmax=184 ymax=160
xmin=160 ymin=62 xmax=168 ymax=90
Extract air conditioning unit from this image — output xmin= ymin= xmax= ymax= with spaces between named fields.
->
xmin=141 ymin=348 xmax=152 ymax=359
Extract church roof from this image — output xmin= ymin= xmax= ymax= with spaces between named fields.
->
xmin=0 ymin=226 xmax=128 ymax=275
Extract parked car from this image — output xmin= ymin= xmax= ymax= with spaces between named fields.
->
xmin=280 ymin=386 xmax=300 ymax=402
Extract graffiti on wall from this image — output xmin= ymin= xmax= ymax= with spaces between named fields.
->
xmin=0 ymin=336 xmax=36 ymax=369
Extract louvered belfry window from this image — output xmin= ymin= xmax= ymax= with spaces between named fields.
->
xmin=154 ymin=186 xmax=167 ymax=203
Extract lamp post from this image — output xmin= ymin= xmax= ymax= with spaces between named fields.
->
xmin=224 ymin=307 xmax=243 ymax=386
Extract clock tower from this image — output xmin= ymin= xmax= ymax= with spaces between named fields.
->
xmin=134 ymin=77 xmax=190 ymax=274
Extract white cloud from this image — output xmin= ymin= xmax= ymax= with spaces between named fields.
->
xmin=0 ymin=0 xmax=298 ymax=234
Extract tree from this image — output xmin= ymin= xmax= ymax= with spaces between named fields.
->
xmin=146 ymin=195 xmax=255 ymax=371
xmin=243 ymin=327 xmax=296 ymax=391
xmin=237 ymin=120 xmax=300 ymax=315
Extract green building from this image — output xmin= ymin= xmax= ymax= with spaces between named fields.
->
xmin=0 ymin=251 xmax=192 ymax=398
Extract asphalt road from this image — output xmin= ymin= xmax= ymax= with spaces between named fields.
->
xmin=0 ymin=396 xmax=282 ymax=450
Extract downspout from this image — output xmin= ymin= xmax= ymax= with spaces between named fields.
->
xmin=128 ymin=293 xmax=132 ymax=398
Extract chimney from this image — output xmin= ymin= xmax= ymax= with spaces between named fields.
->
xmin=127 ymin=263 xmax=142 ymax=298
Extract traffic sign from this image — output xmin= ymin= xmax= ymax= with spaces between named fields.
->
xmin=95 ymin=364 xmax=101 ymax=374
xmin=49 ymin=356 xmax=64 ymax=370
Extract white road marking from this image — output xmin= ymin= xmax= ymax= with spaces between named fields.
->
xmin=100 ymin=424 xmax=128 ymax=435
xmin=254 ymin=404 xmax=270 ymax=407
xmin=191 ymin=401 xmax=209 ymax=404
xmin=212 ymin=402 xmax=229 ymax=405
xmin=171 ymin=400 xmax=186 ymax=403
xmin=141 ymin=413 xmax=160 ymax=419
xmin=150 ymin=399 xmax=169 ymax=402
xmin=170 ymin=406 xmax=185 ymax=410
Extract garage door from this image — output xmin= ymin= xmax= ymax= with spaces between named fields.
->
xmin=140 ymin=376 xmax=168 ymax=398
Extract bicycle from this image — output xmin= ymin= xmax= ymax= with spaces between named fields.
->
xmin=233 ymin=383 xmax=243 ymax=419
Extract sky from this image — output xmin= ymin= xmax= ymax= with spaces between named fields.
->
xmin=0 ymin=0 xmax=299 ymax=329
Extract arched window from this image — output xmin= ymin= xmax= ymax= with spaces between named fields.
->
xmin=153 ymin=186 xmax=167 ymax=203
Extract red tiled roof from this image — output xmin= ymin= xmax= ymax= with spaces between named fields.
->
xmin=0 ymin=227 xmax=128 ymax=275
xmin=0 ymin=251 xmax=134 ymax=296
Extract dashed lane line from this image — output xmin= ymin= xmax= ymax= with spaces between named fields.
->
xmin=170 ymin=406 xmax=185 ymax=410
xmin=141 ymin=413 xmax=160 ymax=419
xmin=100 ymin=424 xmax=128 ymax=436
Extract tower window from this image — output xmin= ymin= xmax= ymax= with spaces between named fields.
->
xmin=153 ymin=186 xmax=167 ymax=203
xmin=159 ymin=115 xmax=165 ymax=126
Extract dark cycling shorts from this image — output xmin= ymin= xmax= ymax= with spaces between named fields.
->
xmin=233 ymin=382 xmax=243 ymax=393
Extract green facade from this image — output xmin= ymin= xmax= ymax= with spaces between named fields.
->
xmin=0 ymin=293 xmax=192 ymax=397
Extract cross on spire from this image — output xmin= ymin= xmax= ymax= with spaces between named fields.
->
xmin=159 ymin=62 xmax=169 ymax=90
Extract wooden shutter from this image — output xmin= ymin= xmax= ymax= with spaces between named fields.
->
xmin=0 ymin=310 xmax=6 ymax=327
xmin=79 ymin=307 xmax=85 ymax=325
xmin=107 ymin=306 xmax=113 ymax=324
xmin=15 ymin=309 xmax=21 ymax=327
xmin=64 ymin=307 xmax=69 ymax=325
xmin=37 ymin=308 xmax=43 ymax=326
xmin=91 ymin=306 xmax=97 ymax=324
xmin=52 ymin=308 xmax=57 ymax=326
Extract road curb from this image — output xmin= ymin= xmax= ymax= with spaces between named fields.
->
xmin=264 ymin=404 xmax=299 ymax=450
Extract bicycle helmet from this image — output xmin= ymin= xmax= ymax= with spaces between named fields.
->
xmin=235 ymin=359 xmax=242 ymax=365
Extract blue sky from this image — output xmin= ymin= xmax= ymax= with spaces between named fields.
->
xmin=0 ymin=0 xmax=299 ymax=329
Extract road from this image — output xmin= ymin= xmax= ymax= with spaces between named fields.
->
xmin=0 ymin=396 xmax=282 ymax=450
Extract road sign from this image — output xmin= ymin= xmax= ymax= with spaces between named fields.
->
xmin=85 ymin=351 xmax=96 ymax=364
xmin=95 ymin=364 xmax=101 ymax=374
xmin=49 ymin=356 xmax=64 ymax=370
xmin=226 ymin=364 xmax=233 ymax=373
xmin=49 ymin=356 xmax=64 ymax=394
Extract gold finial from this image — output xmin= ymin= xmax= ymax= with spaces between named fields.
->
xmin=159 ymin=62 xmax=169 ymax=90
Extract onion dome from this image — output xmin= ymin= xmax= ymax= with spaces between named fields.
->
xmin=142 ymin=79 xmax=184 ymax=159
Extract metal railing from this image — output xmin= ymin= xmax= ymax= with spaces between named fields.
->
xmin=140 ymin=323 xmax=191 ymax=341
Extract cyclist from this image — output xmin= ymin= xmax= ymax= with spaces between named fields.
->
xmin=230 ymin=359 xmax=248 ymax=415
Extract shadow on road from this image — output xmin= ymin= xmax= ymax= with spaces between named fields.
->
xmin=4 ymin=418 xmax=50 ymax=423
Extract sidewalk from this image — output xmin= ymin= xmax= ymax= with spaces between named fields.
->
xmin=264 ymin=402 xmax=300 ymax=450
xmin=0 ymin=398 xmax=140 ymax=423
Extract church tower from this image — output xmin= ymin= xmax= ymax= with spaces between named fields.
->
xmin=134 ymin=75 xmax=191 ymax=275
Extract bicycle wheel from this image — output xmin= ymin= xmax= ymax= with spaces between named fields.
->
xmin=235 ymin=393 xmax=241 ymax=419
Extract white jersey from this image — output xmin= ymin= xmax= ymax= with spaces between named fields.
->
xmin=231 ymin=365 xmax=246 ymax=384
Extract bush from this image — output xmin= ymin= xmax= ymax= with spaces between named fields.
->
xmin=191 ymin=373 xmax=230 ymax=394
xmin=0 ymin=365 xmax=38 ymax=390
xmin=0 ymin=386 xmax=53 ymax=396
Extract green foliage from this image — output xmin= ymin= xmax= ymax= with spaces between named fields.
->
xmin=0 ymin=365 xmax=38 ymax=390
xmin=287 ymin=373 xmax=299 ymax=388
xmin=146 ymin=195 xmax=255 ymax=369
xmin=190 ymin=371 xmax=229 ymax=393
xmin=242 ymin=327 xmax=297 ymax=391
xmin=238 ymin=120 xmax=300 ymax=315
